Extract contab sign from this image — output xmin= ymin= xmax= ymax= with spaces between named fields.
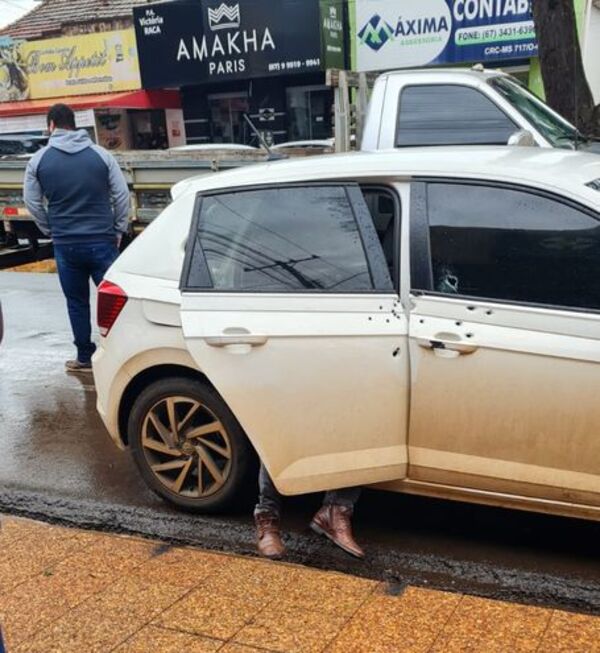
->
xmin=453 ymin=0 xmax=531 ymax=21
xmin=355 ymin=0 xmax=537 ymax=71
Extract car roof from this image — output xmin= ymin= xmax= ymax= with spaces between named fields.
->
xmin=173 ymin=146 xmax=600 ymax=208
xmin=376 ymin=67 xmax=505 ymax=82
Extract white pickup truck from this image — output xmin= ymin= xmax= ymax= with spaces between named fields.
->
xmin=362 ymin=67 xmax=600 ymax=154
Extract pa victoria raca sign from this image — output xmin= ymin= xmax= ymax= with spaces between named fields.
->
xmin=134 ymin=0 xmax=345 ymax=88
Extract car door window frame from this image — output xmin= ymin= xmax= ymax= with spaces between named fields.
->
xmin=410 ymin=177 xmax=600 ymax=314
xmin=395 ymin=84 xmax=518 ymax=148
xmin=180 ymin=181 xmax=395 ymax=294
xmin=359 ymin=184 xmax=402 ymax=291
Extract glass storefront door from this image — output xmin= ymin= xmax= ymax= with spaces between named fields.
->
xmin=208 ymin=93 xmax=250 ymax=144
xmin=287 ymin=86 xmax=333 ymax=140
xmin=130 ymin=110 xmax=168 ymax=150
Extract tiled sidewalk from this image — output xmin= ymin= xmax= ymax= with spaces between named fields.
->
xmin=0 ymin=516 xmax=598 ymax=653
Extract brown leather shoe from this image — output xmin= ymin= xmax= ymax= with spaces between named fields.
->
xmin=310 ymin=505 xmax=365 ymax=559
xmin=65 ymin=359 xmax=93 ymax=373
xmin=255 ymin=512 xmax=285 ymax=560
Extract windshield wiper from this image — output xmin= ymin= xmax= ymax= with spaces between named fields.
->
xmin=554 ymin=131 xmax=592 ymax=149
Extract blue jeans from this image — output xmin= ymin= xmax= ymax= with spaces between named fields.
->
xmin=54 ymin=241 xmax=119 ymax=363
xmin=255 ymin=463 xmax=361 ymax=518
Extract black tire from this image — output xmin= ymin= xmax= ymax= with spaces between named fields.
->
xmin=128 ymin=376 xmax=256 ymax=513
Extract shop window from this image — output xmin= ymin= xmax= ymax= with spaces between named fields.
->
xmin=208 ymin=93 xmax=250 ymax=144
xmin=95 ymin=110 xmax=131 ymax=150
xmin=287 ymin=87 xmax=333 ymax=141
xmin=130 ymin=110 xmax=168 ymax=150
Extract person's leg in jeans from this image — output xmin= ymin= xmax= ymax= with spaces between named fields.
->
xmin=254 ymin=463 xmax=285 ymax=559
xmin=89 ymin=241 xmax=120 ymax=287
xmin=254 ymin=463 xmax=364 ymax=559
xmin=255 ymin=462 xmax=283 ymax=518
xmin=54 ymin=244 xmax=95 ymax=366
xmin=323 ymin=487 xmax=362 ymax=510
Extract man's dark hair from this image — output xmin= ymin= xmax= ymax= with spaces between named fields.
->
xmin=47 ymin=103 xmax=76 ymax=130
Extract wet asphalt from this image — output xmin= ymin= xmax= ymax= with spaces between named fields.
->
xmin=0 ymin=272 xmax=598 ymax=614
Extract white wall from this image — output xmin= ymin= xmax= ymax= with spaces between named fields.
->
xmin=583 ymin=2 xmax=600 ymax=104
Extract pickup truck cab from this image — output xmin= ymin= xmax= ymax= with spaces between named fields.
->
xmin=362 ymin=67 xmax=600 ymax=154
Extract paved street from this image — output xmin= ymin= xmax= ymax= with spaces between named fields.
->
xmin=0 ymin=272 xmax=599 ymax=615
xmin=1 ymin=516 xmax=599 ymax=653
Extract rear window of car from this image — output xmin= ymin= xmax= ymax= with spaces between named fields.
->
xmin=396 ymin=84 xmax=517 ymax=147
xmin=183 ymin=185 xmax=392 ymax=293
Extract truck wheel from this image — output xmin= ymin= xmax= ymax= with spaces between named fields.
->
xmin=128 ymin=377 xmax=256 ymax=513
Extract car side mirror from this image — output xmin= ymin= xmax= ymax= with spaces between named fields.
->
xmin=507 ymin=130 xmax=538 ymax=147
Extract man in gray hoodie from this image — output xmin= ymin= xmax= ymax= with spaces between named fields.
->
xmin=24 ymin=103 xmax=130 ymax=372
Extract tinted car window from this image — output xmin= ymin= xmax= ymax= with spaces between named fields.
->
xmin=396 ymin=85 xmax=516 ymax=147
xmin=362 ymin=188 xmax=397 ymax=278
xmin=427 ymin=183 xmax=600 ymax=310
xmin=192 ymin=186 xmax=375 ymax=292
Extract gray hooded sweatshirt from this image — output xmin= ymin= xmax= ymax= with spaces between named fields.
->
xmin=23 ymin=129 xmax=130 ymax=245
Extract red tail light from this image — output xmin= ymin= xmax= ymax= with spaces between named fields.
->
xmin=3 ymin=207 xmax=18 ymax=216
xmin=97 ymin=280 xmax=128 ymax=337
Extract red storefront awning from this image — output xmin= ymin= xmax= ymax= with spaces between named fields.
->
xmin=0 ymin=90 xmax=181 ymax=117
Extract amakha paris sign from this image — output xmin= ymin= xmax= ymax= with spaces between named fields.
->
xmin=134 ymin=0 xmax=345 ymax=87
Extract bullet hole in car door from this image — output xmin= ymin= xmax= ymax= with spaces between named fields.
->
xmin=435 ymin=266 xmax=460 ymax=294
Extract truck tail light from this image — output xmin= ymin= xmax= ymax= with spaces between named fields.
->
xmin=2 ymin=207 xmax=18 ymax=216
xmin=97 ymin=280 xmax=128 ymax=337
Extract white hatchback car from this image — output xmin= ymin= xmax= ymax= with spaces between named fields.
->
xmin=94 ymin=147 xmax=600 ymax=520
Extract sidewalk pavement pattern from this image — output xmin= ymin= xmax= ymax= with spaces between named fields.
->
xmin=0 ymin=516 xmax=598 ymax=653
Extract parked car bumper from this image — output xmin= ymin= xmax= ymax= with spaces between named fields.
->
xmin=93 ymin=343 xmax=129 ymax=451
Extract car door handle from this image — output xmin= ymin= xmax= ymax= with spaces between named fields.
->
xmin=205 ymin=328 xmax=268 ymax=348
xmin=417 ymin=335 xmax=478 ymax=357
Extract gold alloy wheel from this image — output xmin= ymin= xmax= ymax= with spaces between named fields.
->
xmin=141 ymin=396 xmax=233 ymax=498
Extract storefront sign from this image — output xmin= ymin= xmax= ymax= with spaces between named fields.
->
xmin=0 ymin=37 xmax=29 ymax=102
xmin=355 ymin=0 xmax=538 ymax=71
xmin=0 ymin=30 xmax=141 ymax=103
xmin=322 ymin=2 xmax=345 ymax=70
xmin=134 ymin=0 xmax=346 ymax=88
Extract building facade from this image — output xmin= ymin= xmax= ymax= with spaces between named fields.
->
xmin=133 ymin=0 xmax=347 ymax=146
xmin=0 ymin=0 xmax=183 ymax=150
xmin=348 ymin=0 xmax=600 ymax=105
xmin=1 ymin=0 xmax=598 ymax=149
xmin=349 ymin=0 xmax=538 ymax=85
